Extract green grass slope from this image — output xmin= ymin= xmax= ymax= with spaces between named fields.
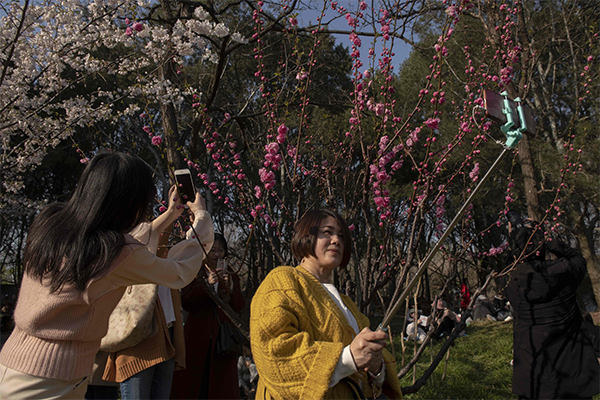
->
xmin=395 ymin=320 xmax=515 ymax=400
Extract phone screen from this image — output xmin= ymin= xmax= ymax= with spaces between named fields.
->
xmin=174 ymin=170 xmax=196 ymax=202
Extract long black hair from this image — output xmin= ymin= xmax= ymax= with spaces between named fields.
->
xmin=23 ymin=152 xmax=156 ymax=292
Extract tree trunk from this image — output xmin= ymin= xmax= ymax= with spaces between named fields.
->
xmin=516 ymin=135 xmax=541 ymax=221
xmin=574 ymin=214 xmax=600 ymax=310
xmin=158 ymin=0 xmax=183 ymax=170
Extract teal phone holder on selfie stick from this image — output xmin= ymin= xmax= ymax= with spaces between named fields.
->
xmin=500 ymin=91 xmax=527 ymax=149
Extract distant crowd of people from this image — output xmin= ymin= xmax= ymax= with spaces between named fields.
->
xmin=0 ymin=151 xmax=598 ymax=400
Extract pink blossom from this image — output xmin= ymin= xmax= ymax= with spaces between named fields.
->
xmin=259 ymin=168 xmax=275 ymax=184
xmin=348 ymin=224 xmax=356 ymax=231
xmin=132 ymin=22 xmax=143 ymax=32
xmin=425 ymin=118 xmax=440 ymax=130
xmin=159 ymin=205 xmax=167 ymax=213
xmin=500 ymin=66 xmax=514 ymax=85
xmin=224 ymin=112 xmax=231 ymax=120
xmin=374 ymin=197 xmax=386 ymax=207
xmin=445 ymin=5 xmax=457 ymax=18
xmin=391 ymin=160 xmax=402 ymax=171
xmin=80 ymin=157 xmax=90 ymax=164
xmin=375 ymin=103 xmax=385 ymax=116
xmin=436 ymin=194 xmax=445 ymax=206
xmin=277 ymin=124 xmax=289 ymax=136
xmin=296 ymin=70 xmax=308 ymax=80
xmin=488 ymin=246 xmax=505 ymax=256
xmin=376 ymin=171 xmax=389 ymax=182
xmin=436 ymin=206 xmax=445 ymax=218
xmin=469 ymin=162 xmax=480 ymax=182
xmin=345 ymin=13 xmax=356 ymax=27
xmin=254 ymin=185 xmax=262 ymax=199
xmin=359 ymin=1 xmax=367 ymax=10
xmin=143 ymin=125 xmax=152 ymax=134
xmin=289 ymin=17 xmax=298 ymax=26
xmin=125 ymin=18 xmax=131 ymax=25
xmin=151 ymin=136 xmax=162 ymax=146
xmin=265 ymin=142 xmax=279 ymax=154
xmin=379 ymin=135 xmax=389 ymax=151
xmin=125 ymin=27 xmax=133 ymax=36
xmin=251 ymin=210 xmax=257 ymax=218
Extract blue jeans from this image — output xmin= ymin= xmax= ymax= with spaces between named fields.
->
xmin=119 ymin=357 xmax=175 ymax=400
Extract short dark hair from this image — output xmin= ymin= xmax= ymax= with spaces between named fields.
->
xmin=291 ymin=209 xmax=352 ymax=268
xmin=508 ymin=226 xmax=546 ymax=262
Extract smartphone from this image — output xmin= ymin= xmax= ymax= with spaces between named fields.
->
xmin=483 ymin=89 xmax=536 ymax=136
xmin=174 ymin=169 xmax=196 ymax=202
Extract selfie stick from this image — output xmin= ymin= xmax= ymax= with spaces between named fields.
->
xmin=378 ymin=92 xmax=528 ymax=331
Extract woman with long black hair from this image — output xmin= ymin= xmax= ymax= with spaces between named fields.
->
xmin=0 ymin=152 xmax=214 ymax=399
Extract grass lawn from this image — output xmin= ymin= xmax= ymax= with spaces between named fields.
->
xmin=389 ymin=319 xmax=516 ymax=400
xmin=378 ymin=317 xmax=600 ymax=400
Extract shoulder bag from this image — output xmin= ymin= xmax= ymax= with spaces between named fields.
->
xmin=100 ymin=284 xmax=158 ymax=353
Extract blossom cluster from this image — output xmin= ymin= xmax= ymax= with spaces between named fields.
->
xmin=0 ymin=0 xmax=243 ymax=204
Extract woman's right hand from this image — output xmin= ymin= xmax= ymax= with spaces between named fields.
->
xmin=207 ymin=270 xmax=219 ymax=285
xmin=188 ymin=191 xmax=206 ymax=214
xmin=349 ymin=327 xmax=387 ymax=373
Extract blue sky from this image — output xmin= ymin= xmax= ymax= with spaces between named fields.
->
xmin=294 ymin=1 xmax=413 ymax=72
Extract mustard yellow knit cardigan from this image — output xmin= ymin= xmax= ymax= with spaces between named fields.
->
xmin=250 ymin=266 xmax=403 ymax=399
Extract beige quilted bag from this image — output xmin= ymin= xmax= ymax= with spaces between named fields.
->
xmin=100 ymin=284 xmax=158 ymax=352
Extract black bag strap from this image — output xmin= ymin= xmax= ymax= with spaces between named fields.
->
xmin=341 ymin=377 xmax=366 ymax=400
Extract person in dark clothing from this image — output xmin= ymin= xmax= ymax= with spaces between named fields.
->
xmin=504 ymin=220 xmax=600 ymax=400
xmin=428 ymin=299 xmax=461 ymax=338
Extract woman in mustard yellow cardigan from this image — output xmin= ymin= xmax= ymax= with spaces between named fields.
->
xmin=250 ymin=209 xmax=403 ymax=399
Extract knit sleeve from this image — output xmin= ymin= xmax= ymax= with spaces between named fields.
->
xmin=250 ymin=269 xmax=344 ymax=400
xmin=108 ymin=211 xmax=214 ymax=289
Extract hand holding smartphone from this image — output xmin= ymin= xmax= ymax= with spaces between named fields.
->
xmin=174 ymin=169 xmax=196 ymax=203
